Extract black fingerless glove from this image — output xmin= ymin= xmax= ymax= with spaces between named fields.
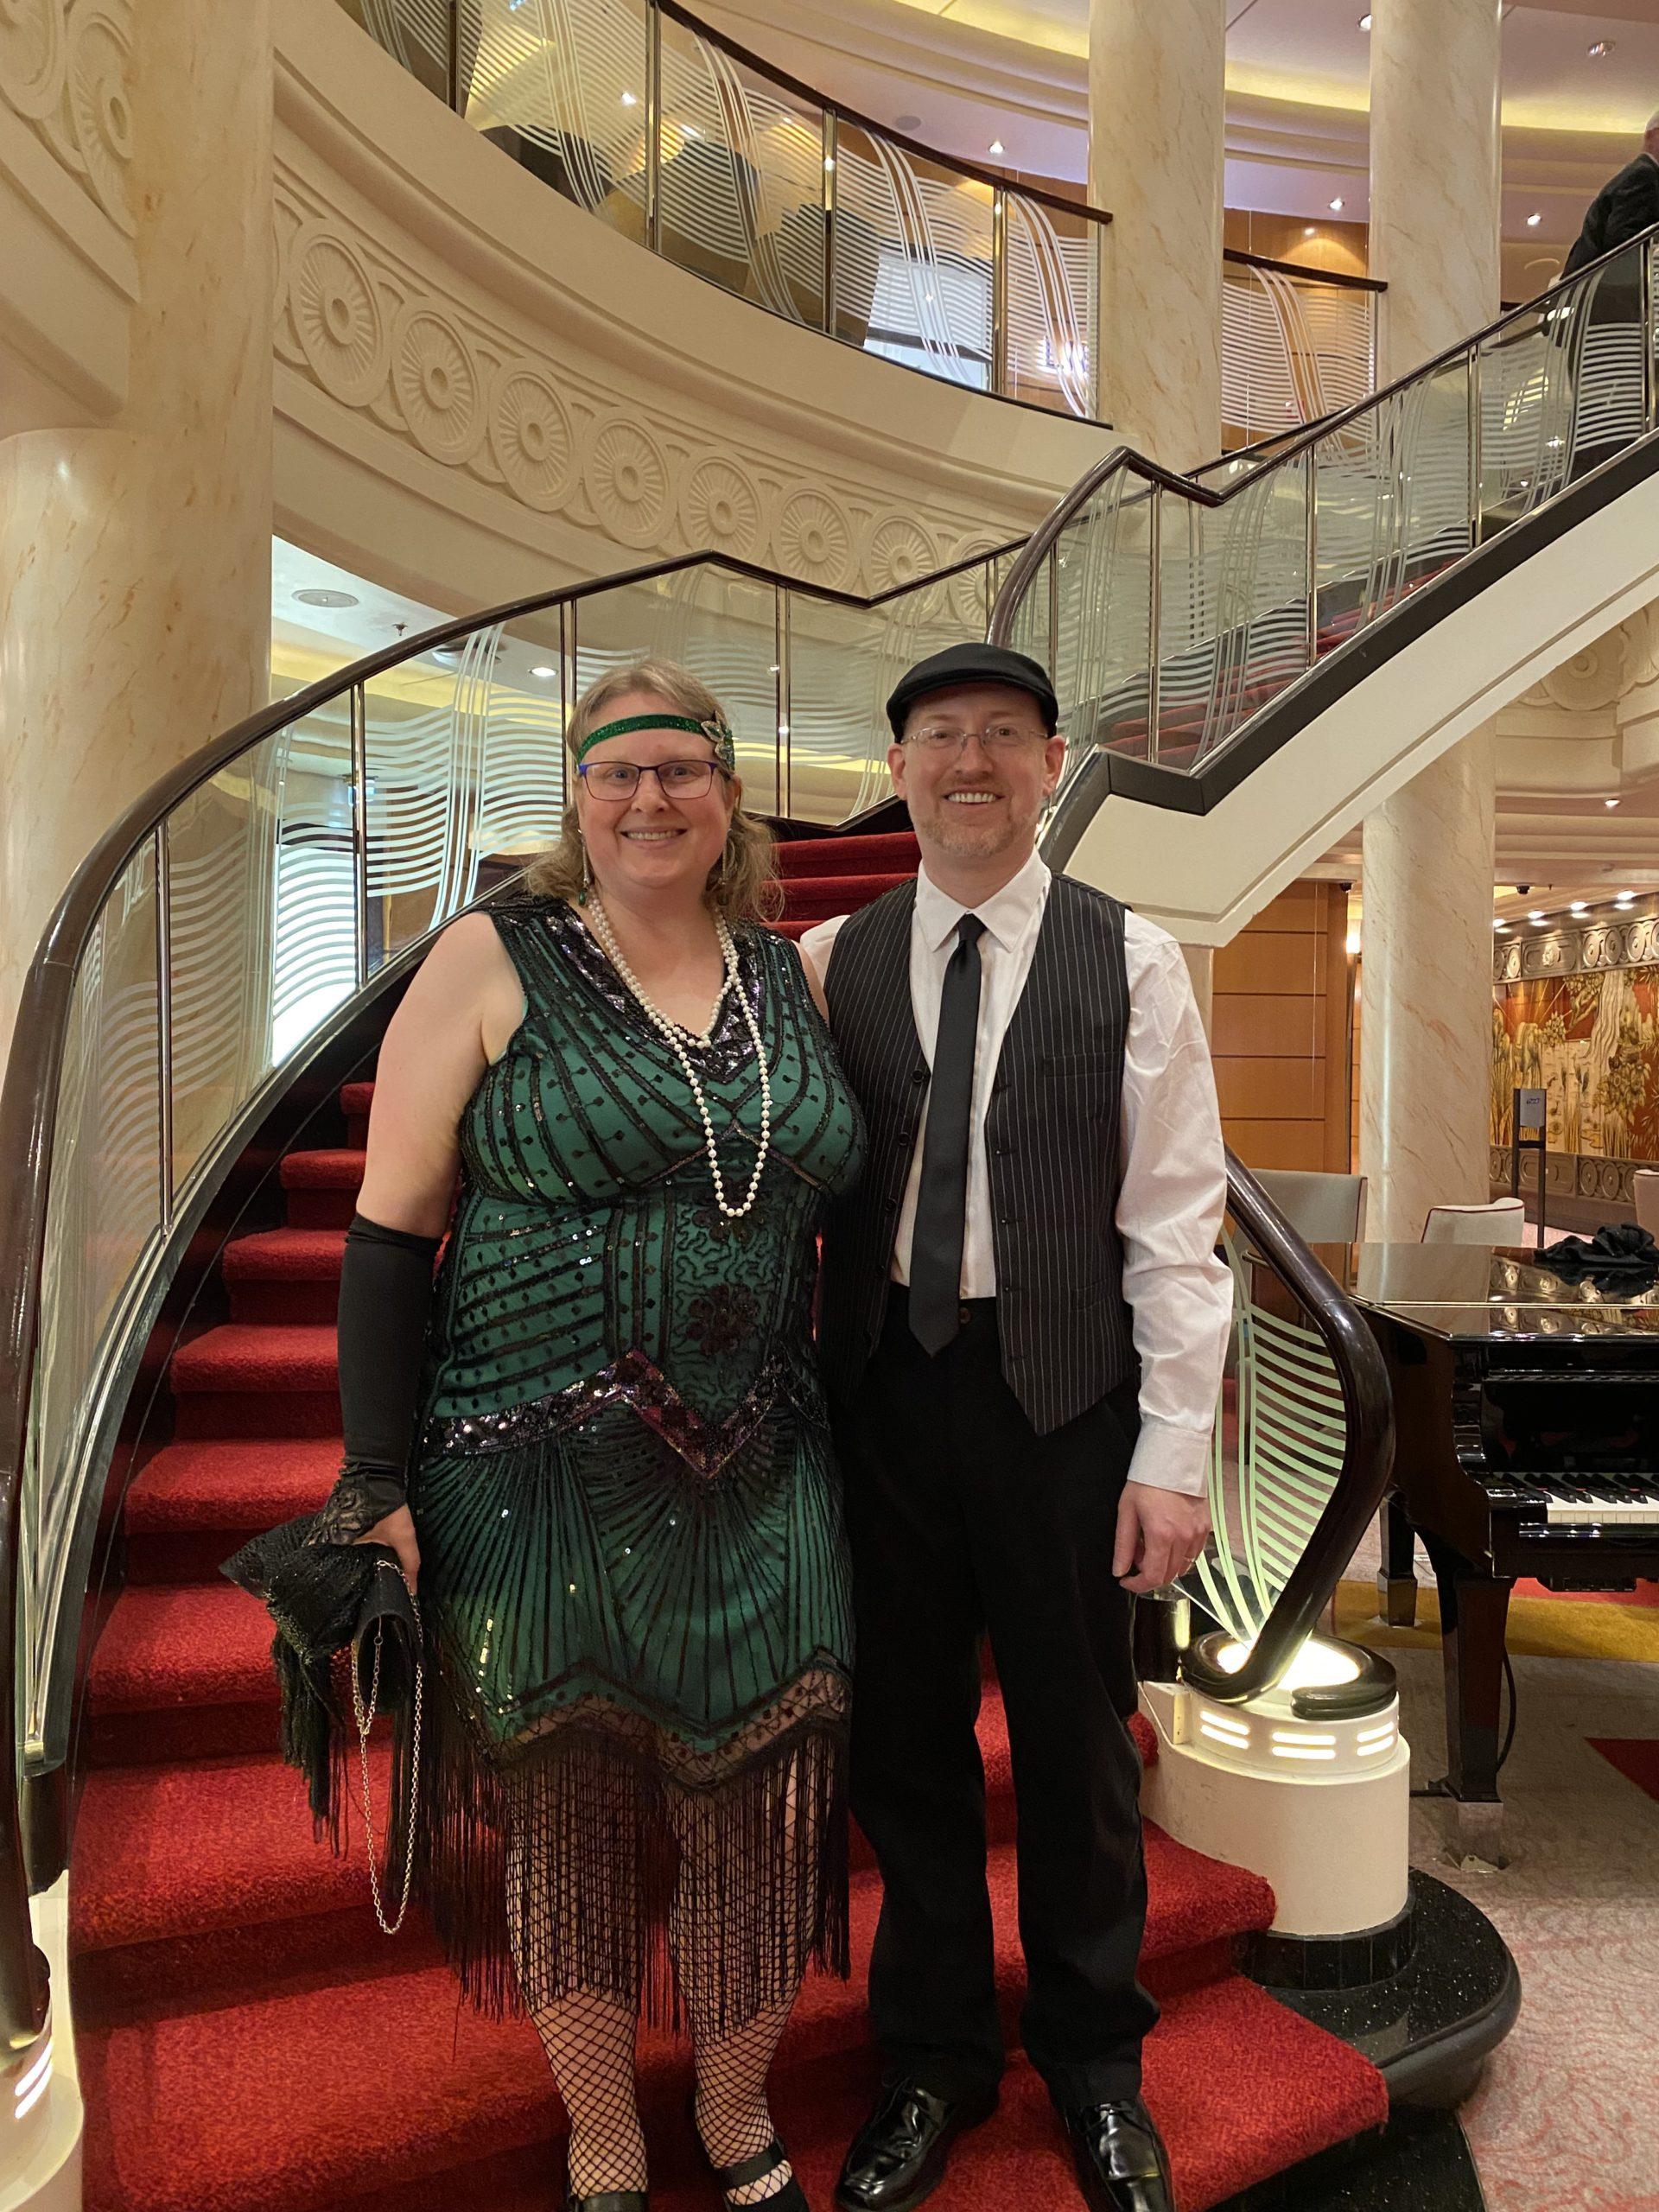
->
xmin=322 ymin=1210 xmax=442 ymax=1529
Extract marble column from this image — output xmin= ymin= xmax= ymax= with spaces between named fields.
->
xmin=1369 ymin=0 xmax=1502 ymax=379
xmin=0 ymin=0 xmax=274 ymax=1064
xmin=1359 ymin=0 xmax=1502 ymax=1238
xmin=1360 ymin=727 xmax=1497 ymax=1238
xmin=1086 ymin=0 xmax=1225 ymax=467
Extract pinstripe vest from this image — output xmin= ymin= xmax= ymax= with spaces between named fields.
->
xmin=820 ymin=874 xmax=1136 ymax=1435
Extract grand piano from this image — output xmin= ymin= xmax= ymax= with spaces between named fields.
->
xmin=1351 ymin=1243 xmax=1659 ymax=1861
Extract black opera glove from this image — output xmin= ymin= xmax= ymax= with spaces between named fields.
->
xmin=318 ymin=1209 xmax=443 ymax=1532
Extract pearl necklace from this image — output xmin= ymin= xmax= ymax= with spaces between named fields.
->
xmin=583 ymin=895 xmax=773 ymax=1219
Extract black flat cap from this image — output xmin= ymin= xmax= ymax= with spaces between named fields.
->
xmin=886 ymin=642 xmax=1059 ymax=739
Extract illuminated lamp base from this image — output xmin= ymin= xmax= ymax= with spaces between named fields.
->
xmin=1138 ymin=1639 xmax=1410 ymax=1939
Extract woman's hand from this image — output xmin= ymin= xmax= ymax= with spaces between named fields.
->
xmin=355 ymin=1503 xmax=421 ymax=1592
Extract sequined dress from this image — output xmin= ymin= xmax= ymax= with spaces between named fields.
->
xmin=405 ymin=895 xmax=864 ymax=2028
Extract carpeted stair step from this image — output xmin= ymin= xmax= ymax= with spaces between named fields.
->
xmin=280 ymin=1147 xmax=367 ymax=1230
xmin=222 ymin=1229 xmax=347 ymax=1325
xmin=86 ymin=1580 xmax=288 ymax=1764
xmin=172 ymin=1323 xmax=341 ymax=1437
xmin=124 ymin=1437 xmax=342 ymax=1582
xmin=777 ymin=869 xmax=912 ymax=918
xmin=79 ymin=1923 xmax=1383 ymax=2212
xmin=340 ymin=1081 xmax=375 ymax=1147
xmin=774 ymin=833 xmax=918 ymax=880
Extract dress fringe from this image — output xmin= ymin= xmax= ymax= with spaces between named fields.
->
xmin=406 ymin=1653 xmax=851 ymax=2036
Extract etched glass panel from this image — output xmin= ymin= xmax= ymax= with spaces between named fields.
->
xmin=1002 ymin=194 xmax=1097 ymax=417
xmin=831 ymin=123 xmax=994 ymax=390
xmin=461 ymin=0 xmax=651 ymax=224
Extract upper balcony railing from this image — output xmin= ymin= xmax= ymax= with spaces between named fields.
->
xmin=989 ymin=224 xmax=1659 ymax=839
xmin=340 ymin=0 xmax=1381 ymax=434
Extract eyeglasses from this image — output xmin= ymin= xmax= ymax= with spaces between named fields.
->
xmin=577 ymin=758 xmax=730 ymax=801
xmin=904 ymin=721 xmax=1052 ymax=755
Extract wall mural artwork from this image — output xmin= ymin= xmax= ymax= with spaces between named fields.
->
xmin=1492 ymin=967 xmax=1659 ymax=1160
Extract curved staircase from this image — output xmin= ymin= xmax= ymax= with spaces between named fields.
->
xmin=68 ymin=856 xmax=1389 ymax=2212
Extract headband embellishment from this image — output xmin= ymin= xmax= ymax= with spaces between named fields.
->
xmin=575 ymin=711 xmax=736 ymax=771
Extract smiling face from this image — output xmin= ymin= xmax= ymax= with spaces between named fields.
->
xmin=889 ymin=679 xmax=1065 ymax=880
xmin=573 ymin=688 xmax=738 ymax=907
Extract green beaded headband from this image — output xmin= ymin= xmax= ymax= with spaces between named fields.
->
xmin=575 ymin=712 xmax=736 ymax=772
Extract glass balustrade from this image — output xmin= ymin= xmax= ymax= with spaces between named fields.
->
xmin=344 ymin=0 xmax=1378 ymax=429
xmin=997 ymin=231 xmax=1656 ymax=819
xmin=10 ymin=548 xmax=1008 ymax=1779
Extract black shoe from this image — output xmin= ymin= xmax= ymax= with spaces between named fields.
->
xmin=564 ymin=2195 xmax=648 ymax=2212
xmin=1062 ymin=2097 xmax=1174 ymax=2212
xmin=834 ymin=2080 xmax=998 ymax=2212
xmin=688 ymin=2093 xmax=809 ymax=2211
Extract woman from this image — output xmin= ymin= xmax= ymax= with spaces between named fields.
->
xmin=321 ymin=658 xmax=863 ymax=2209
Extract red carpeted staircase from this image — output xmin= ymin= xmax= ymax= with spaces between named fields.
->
xmin=71 ymin=851 xmax=1388 ymax=2212
xmin=770 ymin=830 xmax=920 ymax=938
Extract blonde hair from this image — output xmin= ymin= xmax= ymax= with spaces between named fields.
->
xmin=524 ymin=657 xmax=781 ymax=925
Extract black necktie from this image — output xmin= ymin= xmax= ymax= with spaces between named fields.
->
xmin=909 ymin=915 xmax=986 ymax=1355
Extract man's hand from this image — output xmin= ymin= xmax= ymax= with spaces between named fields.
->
xmin=1112 ymin=1483 xmax=1211 ymax=1595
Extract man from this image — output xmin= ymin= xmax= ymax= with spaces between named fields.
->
xmin=799 ymin=642 xmax=1232 ymax=2212
xmin=1563 ymin=109 xmax=1659 ymax=276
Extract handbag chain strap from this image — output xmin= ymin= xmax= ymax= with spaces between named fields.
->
xmin=351 ymin=1561 xmax=423 ymax=1935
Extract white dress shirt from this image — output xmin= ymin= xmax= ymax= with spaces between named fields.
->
xmin=799 ymin=851 xmax=1233 ymax=1497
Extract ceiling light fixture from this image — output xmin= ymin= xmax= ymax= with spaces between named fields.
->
xmin=1606 ymin=797 xmax=1621 ymax=809
xmin=1570 ymin=901 xmax=1589 ymax=915
xmin=1526 ymin=211 xmax=1542 ymax=227
xmin=894 ymin=113 xmax=921 ymax=132
xmin=620 ymin=90 xmax=637 ymax=106
xmin=1329 ymin=196 xmax=1344 ymax=212
xmin=1493 ymin=918 xmax=1507 ymax=932
xmin=1529 ymin=910 xmax=1546 ymax=923
xmin=531 ymin=664 xmax=556 ymax=679
xmin=293 ymin=588 xmax=359 ymax=607
xmin=1588 ymin=40 xmax=1613 ymax=59
xmin=1358 ymin=11 xmax=1372 ymax=27
xmin=1303 ymin=225 xmax=1317 ymax=237
xmin=988 ymin=139 xmax=1005 ymax=156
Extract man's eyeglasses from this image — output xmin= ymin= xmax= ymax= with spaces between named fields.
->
xmin=577 ymin=759 xmax=730 ymax=801
xmin=904 ymin=721 xmax=1051 ymax=755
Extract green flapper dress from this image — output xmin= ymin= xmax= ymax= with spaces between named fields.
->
xmin=405 ymin=894 xmax=865 ymax=2031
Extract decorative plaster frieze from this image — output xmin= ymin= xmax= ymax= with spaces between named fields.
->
xmin=1496 ymin=906 xmax=1659 ymax=984
xmin=272 ymin=156 xmax=1007 ymax=592
xmin=0 ymin=0 xmax=131 ymax=232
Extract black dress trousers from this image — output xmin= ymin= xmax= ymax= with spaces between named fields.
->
xmin=836 ymin=1294 xmax=1158 ymax=2110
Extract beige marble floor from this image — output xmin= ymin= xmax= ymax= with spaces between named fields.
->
xmin=1371 ymin=1626 xmax=1659 ymax=2212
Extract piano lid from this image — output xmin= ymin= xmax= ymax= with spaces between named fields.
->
xmin=1346 ymin=1243 xmax=1659 ymax=1342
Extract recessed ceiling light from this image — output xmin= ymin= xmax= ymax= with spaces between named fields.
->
xmin=1588 ymin=39 xmax=1613 ymax=58
xmin=293 ymin=588 xmax=359 ymax=607
xmin=1606 ymin=797 xmax=1621 ymax=809
xmin=988 ymin=140 xmax=1005 ymax=156
xmin=1329 ymin=197 xmax=1344 ymax=212
xmin=1493 ymin=918 xmax=1506 ymax=932
xmin=1570 ymin=901 xmax=1589 ymax=915
xmin=1358 ymin=11 xmax=1372 ymax=27
xmin=1617 ymin=890 xmax=1636 ymax=902
xmin=531 ymin=664 xmax=556 ymax=679
xmin=1526 ymin=212 xmax=1542 ymax=227
xmin=1303 ymin=225 xmax=1317 ymax=237
xmin=1529 ymin=910 xmax=1546 ymax=923
xmin=894 ymin=114 xmax=921 ymax=131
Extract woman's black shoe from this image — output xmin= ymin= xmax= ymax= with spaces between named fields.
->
xmin=564 ymin=2191 xmax=649 ymax=2211
xmin=688 ymin=2093 xmax=810 ymax=2209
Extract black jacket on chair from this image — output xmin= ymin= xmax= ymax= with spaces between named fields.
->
xmin=1563 ymin=153 xmax=1659 ymax=277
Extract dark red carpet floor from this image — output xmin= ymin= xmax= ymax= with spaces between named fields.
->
xmin=72 ymin=835 xmax=1388 ymax=2210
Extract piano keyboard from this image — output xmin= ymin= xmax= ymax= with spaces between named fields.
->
xmin=1496 ymin=1474 xmax=1659 ymax=1527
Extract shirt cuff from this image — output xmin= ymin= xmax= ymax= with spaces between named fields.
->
xmin=1126 ymin=1416 xmax=1214 ymax=1497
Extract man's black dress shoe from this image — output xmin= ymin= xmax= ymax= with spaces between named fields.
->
xmin=1063 ymin=2098 xmax=1174 ymax=2212
xmin=835 ymin=2080 xmax=998 ymax=2212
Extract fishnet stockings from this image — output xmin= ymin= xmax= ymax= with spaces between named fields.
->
xmin=671 ymin=1777 xmax=806 ymax=2207
xmin=504 ymin=1768 xmax=814 ymax=2204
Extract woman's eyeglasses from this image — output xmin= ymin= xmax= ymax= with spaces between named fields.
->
xmin=578 ymin=759 xmax=728 ymax=801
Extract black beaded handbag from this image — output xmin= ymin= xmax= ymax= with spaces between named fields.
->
xmin=223 ymin=1509 xmax=423 ymax=1932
